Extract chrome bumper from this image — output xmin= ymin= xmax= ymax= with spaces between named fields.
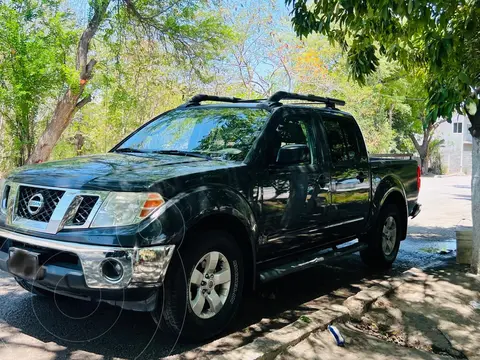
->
xmin=0 ymin=228 xmax=175 ymax=289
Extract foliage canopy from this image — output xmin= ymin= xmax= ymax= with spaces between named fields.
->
xmin=286 ymin=0 xmax=480 ymax=124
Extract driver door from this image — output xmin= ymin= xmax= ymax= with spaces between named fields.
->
xmin=257 ymin=108 xmax=331 ymax=261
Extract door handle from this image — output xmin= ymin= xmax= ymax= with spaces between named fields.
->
xmin=356 ymin=172 xmax=367 ymax=183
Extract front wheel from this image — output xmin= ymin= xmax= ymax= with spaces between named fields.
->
xmin=360 ymin=204 xmax=401 ymax=269
xmin=151 ymin=230 xmax=244 ymax=342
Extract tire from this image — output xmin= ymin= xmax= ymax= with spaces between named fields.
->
xmin=360 ymin=204 xmax=401 ymax=269
xmin=151 ymin=230 xmax=244 ymax=342
xmin=16 ymin=278 xmax=54 ymax=297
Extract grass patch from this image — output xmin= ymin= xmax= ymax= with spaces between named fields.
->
xmin=299 ymin=315 xmax=312 ymax=323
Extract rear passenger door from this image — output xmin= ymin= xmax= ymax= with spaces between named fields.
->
xmin=320 ymin=113 xmax=370 ymax=237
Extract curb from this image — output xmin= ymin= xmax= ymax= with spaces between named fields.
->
xmin=211 ymin=268 xmax=421 ymax=360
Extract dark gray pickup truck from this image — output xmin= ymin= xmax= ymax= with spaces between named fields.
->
xmin=0 ymin=91 xmax=421 ymax=341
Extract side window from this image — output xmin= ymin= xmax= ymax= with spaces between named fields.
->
xmin=341 ymin=120 xmax=365 ymax=161
xmin=278 ymin=119 xmax=308 ymax=147
xmin=322 ymin=119 xmax=348 ymax=163
xmin=322 ymin=116 xmax=366 ymax=164
xmin=268 ymin=110 xmax=316 ymax=165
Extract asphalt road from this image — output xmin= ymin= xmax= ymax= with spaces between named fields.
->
xmin=0 ymin=175 xmax=471 ymax=360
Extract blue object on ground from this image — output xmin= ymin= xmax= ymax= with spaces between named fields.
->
xmin=328 ymin=325 xmax=345 ymax=346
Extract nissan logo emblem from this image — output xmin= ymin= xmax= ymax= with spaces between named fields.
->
xmin=27 ymin=193 xmax=45 ymax=215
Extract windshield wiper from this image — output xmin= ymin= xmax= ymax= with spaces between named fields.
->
xmin=114 ymin=147 xmax=149 ymax=154
xmin=151 ymin=150 xmax=211 ymax=160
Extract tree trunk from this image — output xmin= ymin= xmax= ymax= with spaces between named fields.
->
xmin=388 ymin=104 xmax=394 ymax=127
xmin=468 ymin=107 xmax=480 ymax=274
xmin=421 ymin=156 xmax=429 ymax=174
xmin=409 ymin=132 xmax=428 ymax=174
xmin=26 ymin=1 xmax=109 ymax=164
xmin=408 ymin=119 xmax=446 ymax=175
xmin=472 ymin=134 xmax=480 ymax=274
xmin=26 ymin=90 xmax=83 ymax=164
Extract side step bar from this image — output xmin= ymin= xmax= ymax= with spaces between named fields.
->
xmin=259 ymin=241 xmax=368 ymax=283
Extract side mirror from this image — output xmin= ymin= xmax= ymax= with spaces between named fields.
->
xmin=276 ymin=144 xmax=310 ymax=165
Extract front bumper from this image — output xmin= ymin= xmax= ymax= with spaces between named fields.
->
xmin=0 ymin=228 xmax=175 ymax=309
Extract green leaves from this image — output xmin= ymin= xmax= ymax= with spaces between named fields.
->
xmin=459 ymin=72 xmax=470 ymax=84
xmin=466 ymin=98 xmax=478 ymax=116
xmin=285 ymin=0 xmax=480 ymax=130
xmin=347 ymin=43 xmax=380 ymax=84
xmin=0 ymin=0 xmax=77 ymax=167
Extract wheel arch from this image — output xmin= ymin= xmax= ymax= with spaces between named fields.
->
xmin=378 ymin=189 xmax=408 ymax=240
xmin=153 ymin=184 xmax=258 ymax=290
xmin=369 ymin=176 xmax=408 ymax=240
xmin=184 ymin=212 xmax=256 ymax=292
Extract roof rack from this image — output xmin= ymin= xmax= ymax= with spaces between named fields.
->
xmin=183 ymin=92 xmax=345 ymax=109
xmin=187 ymin=94 xmax=242 ymax=105
xmin=268 ymin=91 xmax=345 ymax=108
xmin=185 ymin=94 xmax=266 ymax=106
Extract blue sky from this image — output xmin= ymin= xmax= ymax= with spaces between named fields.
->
xmin=65 ymin=0 xmax=293 ymax=25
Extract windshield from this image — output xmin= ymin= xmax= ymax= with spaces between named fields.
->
xmin=115 ymin=107 xmax=270 ymax=161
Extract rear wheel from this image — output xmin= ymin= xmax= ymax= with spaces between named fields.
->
xmin=151 ymin=230 xmax=244 ymax=342
xmin=360 ymin=204 xmax=401 ymax=269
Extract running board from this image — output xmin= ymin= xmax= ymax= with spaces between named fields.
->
xmin=259 ymin=241 xmax=368 ymax=283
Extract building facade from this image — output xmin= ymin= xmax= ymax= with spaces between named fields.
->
xmin=435 ymin=113 xmax=472 ymax=174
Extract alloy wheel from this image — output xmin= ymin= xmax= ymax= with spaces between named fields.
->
xmin=188 ymin=251 xmax=232 ymax=319
xmin=381 ymin=216 xmax=397 ymax=256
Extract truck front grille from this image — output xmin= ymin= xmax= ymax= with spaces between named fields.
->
xmin=70 ymin=196 xmax=99 ymax=225
xmin=16 ymin=186 xmax=65 ymax=223
xmin=5 ymin=182 xmax=107 ymax=232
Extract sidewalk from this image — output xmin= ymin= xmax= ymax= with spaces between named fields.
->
xmin=277 ymin=262 xmax=480 ymax=360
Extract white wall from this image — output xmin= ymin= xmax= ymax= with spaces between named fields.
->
xmin=435 ymin=113 xmax=472 ymax=174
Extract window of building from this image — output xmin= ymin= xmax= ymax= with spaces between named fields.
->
xmin=453 ymin=122 xmax=463 ymax=133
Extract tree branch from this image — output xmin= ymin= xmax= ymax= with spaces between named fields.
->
xmin=427 ymin=118 xmax=447 ymax=143
xmin=408 ymin=133 xmax=422 ymax=153
xmin=431 ymin=118 xmax=447 ymax=132
xmin=83 ymin=59 xmax=97 ymax=80
xmin=77 ymin=1 xmax=110 ymax=77
xmin=75 ymin=94 xmax=92 ymax=109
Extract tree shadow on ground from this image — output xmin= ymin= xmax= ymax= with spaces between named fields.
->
xmin=0 ymin=253 xmax=396 ymax=360
xmin=0 ymin=239 xmax=459 ymax=359
xmin=346 ymin=263 xmax=479 ymax=359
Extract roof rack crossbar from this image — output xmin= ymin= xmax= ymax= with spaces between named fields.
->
xmin=268 ymin=91 xmax=345 ymax=107
xmin=187 ymin=94 xmax=243 ymax=105
xmin=184 ymin=94 xmax=267 ymax=106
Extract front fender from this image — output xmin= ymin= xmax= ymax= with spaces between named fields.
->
xmin=138 ymin=185 xmax=258 ymax=250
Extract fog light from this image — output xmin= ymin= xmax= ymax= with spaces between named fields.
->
xmin=101 ymin=259 xmax=124 ymax=283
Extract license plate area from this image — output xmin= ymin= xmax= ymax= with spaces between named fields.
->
xmin=7 ymin=248 xmax=44 ymax=280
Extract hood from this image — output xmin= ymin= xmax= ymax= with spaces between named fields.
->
xmin=8 ymin=153 xmax=244 ymax=191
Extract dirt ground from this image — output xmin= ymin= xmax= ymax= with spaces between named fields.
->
xmin=279 ymin=262 xmax=480 ymax=360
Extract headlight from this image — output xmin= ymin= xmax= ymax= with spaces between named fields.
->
xmin=90 ymin=192 xmax=164 ymax=228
